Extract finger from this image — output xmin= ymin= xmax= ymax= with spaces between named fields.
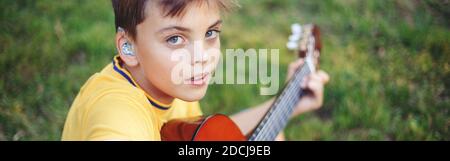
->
xmin=289 ymin=59 xmax=304 ymax=71
xmin=316 ymin=70 xmax=330 ymax=83
xmin=302 ymin=72 xmax=323 ymax=89
xmin=295 ymin=58 xmax=305 ymax=66
xmin=306 ymin=75 xmax=324 ymax=94
xmin=301 ymin=75 xmax=310 ymax=88
xmin=288 ymin=59 xmax=305 ymax=80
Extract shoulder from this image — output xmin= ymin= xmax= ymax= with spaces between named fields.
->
xmin=81 ymin=91 xmax=160 ymax=140
xmin=76 ymin=67 xmax=149 ymax=108
xmin=74 ymin=74 xmax=160 ymax=140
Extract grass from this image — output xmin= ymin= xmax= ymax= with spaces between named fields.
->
xmin=0 ymin=0 xmax=448 ymax=140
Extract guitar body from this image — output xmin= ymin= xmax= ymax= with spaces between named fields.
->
xmin=161 ymin=114 xmax=246 ymax=141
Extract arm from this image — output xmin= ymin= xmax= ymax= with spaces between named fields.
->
xmin=230 ymin=59 xmax=330 ymax=140
xmin=230 ymin=98 xmax=274 ymax=136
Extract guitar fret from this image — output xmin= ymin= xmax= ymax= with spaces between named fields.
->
xmin=249 ymin=24 xmax=318 ymax=141
xmin=249 ymin=63 xmax=311 ymax=141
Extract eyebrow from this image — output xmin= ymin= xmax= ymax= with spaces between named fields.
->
xmin=157 ymin=19 xmax=222 ymax=34
xmin=208 ymin=20 xmax=223 ymax=29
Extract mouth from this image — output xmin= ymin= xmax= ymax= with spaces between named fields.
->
xmin=184 ymin=72 xmax=210 ymax=86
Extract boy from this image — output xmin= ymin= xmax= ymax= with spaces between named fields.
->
xmin=62 ymin=0 xmax=329 ymax=141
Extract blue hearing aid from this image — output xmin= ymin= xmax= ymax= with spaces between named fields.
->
xmin=118 ymin=27 xmax=135 ymax=56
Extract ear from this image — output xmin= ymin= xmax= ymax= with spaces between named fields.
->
xmin=115 ymin=28 xmax=139 ymax=67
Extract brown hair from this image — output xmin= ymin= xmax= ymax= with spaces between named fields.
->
xmin=111 ymin=0 xmax=237 ymax=40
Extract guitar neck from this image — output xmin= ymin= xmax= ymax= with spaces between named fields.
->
xmin=248 ymin=63 xmax=312 ymax=141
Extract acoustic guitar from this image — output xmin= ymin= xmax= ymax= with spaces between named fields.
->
xmin=160 ymin=24 xmax=322 ymax=141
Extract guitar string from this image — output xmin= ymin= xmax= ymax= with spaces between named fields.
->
xmin=252 ymin=40 xmax=313 ymax=141
xmin=253 ymin=65 xmax=309 ymax=140
xmin=260 ymin=66 xmax=309 ymax=140
xmin=252 ymin=35 xmax=316 ymax=141
xmin=260 ymin=66 xmax=305 ymax=140
xmin=265 ymin=36 xmax=317 ymax=140
xmin=256 ymin=35 xmax=316 ymax=140
xmin=259 ymin=75 xmax=303 ymax=140
xmin=264 ymin=36 xmax=316 ymax=140
xmin=259 ymin=69 xmax=305 ymax=140
xmin=272 ymin=68 xmax=307 ymax=139
xmin=250 ymin=30 xmax=316 ymax=141
xmin=251 ymin=71 xmax=300 ymax=140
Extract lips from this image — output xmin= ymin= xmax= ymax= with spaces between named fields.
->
xmin=184 ymin=72 xmax=210 ymax=86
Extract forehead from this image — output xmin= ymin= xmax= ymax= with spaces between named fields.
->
xmin=142 ymin=1 xmax=222 ymax=30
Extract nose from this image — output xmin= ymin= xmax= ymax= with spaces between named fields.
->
xmin=191 ymin=41 xmax=209 ymax=65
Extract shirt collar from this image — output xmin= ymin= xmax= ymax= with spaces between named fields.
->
xmin=112 ymin=55 xmax=172 ymax=110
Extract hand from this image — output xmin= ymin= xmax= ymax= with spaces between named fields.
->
xmin=286 ymin=58 xmax=330 ymax=117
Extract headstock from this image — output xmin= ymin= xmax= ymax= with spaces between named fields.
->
xmin=286 ymin=24 xmax=322 ymax=70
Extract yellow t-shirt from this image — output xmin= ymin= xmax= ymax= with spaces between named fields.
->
xmin=61 ymin=56 xmax=202 ymax=141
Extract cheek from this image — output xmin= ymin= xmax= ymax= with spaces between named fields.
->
xmin=210 ymin=50 xmax=221 ymax=68
xmin=208 ymin=42 xmax=221 ymax=68
xmin=137 ymin=43 xmax=174 ymax=80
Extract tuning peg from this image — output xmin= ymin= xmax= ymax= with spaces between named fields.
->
xmin=286 ymin=41 xmax=298 ymax=50
xmin=289 ymin=34 xmax=300 ymax=42
xmin=291 ymin=23 xmax=302 ymax=35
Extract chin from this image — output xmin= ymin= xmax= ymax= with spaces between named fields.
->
xmin=174 ymin=85 xmax=208 ymax=102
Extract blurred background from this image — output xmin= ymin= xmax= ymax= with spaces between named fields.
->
xmin=0 ymin=0 xmax=448 ymax=140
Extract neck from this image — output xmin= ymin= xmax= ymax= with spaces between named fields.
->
xmin=248 ymin=63 xmax=311 ymax=141
xmin=125 ymin=64 xmax=174 ymax=105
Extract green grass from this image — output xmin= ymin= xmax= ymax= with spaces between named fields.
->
xmin=0 ymin=0 xmax=448 ymax=140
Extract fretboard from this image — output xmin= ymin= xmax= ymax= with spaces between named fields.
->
xmin=248 ymin=62 xmax=311 ymax=141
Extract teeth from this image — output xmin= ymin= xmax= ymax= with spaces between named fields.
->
xmin=187 ymin=73 xmax=208 ymax=83
xmin=191 ymin=76 xmax=202 ymax=81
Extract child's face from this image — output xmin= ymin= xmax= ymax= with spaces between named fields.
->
xmin=133 ymin=2 xmax=222 ymax=102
